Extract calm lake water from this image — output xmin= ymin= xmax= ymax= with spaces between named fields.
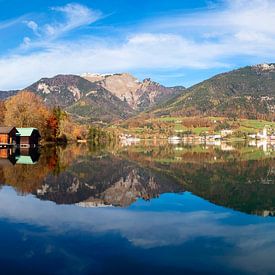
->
xmin=0 ymin=141 xmax=274 ymax=274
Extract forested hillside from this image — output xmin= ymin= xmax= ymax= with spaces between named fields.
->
xmin=154 ymin=64 xmax=275 ymax=120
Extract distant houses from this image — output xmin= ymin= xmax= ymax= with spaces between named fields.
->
xmin=167 ymin=126 xmax=275 ymax=144
xmin=0 ymin=127 xmax=41 ymax=148
xmin=248 ymin=126 xmax=275 ymax=141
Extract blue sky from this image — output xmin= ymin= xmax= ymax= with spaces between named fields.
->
xmin=0 ymin=0 xmax=275 ymax=90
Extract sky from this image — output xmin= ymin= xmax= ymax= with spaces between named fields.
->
xmin=0 ymin=0 xmax=275 ymax=90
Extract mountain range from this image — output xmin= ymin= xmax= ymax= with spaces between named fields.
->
xmin=0 ymin=73 xmax=185 ymax=123
xmin=0 ymin=63 xmax=274 ymax=122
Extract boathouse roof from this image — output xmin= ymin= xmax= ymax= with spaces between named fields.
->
xmin=0 ymin=127 xmax=16 ymax=134
xmin=16 ymin=128 xmax=40 ymax=137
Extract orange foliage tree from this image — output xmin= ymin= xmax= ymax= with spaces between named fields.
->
xmin=4 ymin=91 xmax=50 ymax=136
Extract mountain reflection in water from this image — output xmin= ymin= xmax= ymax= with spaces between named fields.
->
xmin=0 ymin=142 xmax=274 ymax=215
xmin=0 ymin=142 xmax=274 ymax=274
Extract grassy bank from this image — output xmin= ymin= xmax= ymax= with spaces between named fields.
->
xmin=112 ymin=116 xmax=275 ymax=139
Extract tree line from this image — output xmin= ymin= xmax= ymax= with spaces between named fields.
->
xmin=0 ymin=90 xmax=116 ymax=144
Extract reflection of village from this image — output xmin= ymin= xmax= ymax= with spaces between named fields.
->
xmin=120 ymin=127 xmax=275 ymax=153
xmin=254 ymin=210 xmax=275 ymax=217
xmin=172 ymin=140 xmax=274 ymax=154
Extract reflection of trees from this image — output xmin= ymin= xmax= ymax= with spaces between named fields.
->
xmin=0 ymin=144 xmax=108 ymax=195
xmin=1 ymin=142 xmax=274 ymax=215
xmin=120 ymin=146 xmax=275 ymax=215
xmin=2 ymin=147 xmax=57 ymax=194
xmin=1 ymin=145 xmax=80 ymax=194
xmin=172 ymin=159 xmax=275 ymax=215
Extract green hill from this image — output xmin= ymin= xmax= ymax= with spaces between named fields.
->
xmin=154 ymin=64 xmax=275 ymax=120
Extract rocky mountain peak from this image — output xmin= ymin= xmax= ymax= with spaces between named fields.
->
xmin=83 ymin=72 xmax=185 ymax=110
xmin=24 ymin=74 xmax=134 ymax=122
xmin=252 ymin=63 xmax=275 ymax=75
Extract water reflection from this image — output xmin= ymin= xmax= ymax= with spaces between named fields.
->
xmin=0 ymin=147 xmax=40 ymax=165
xmin=0 ymin=142 xmax=274 ymax=274
xmin=0 ymin=142 xmax=274 ymax=215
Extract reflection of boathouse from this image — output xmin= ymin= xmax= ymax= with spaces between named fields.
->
xmin=0 ymin=148 xmax=17 ymax=166
xmin=0 ymin=147 xmax=40 ymax=165
xmin=16 ymin=148 xmax=40 ymax=164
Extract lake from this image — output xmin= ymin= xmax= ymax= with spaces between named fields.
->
xmin=0 ymin=141 xmax=274 ymax=274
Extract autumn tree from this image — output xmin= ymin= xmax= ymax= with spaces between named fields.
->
xmin=0 ymin=100 xmax=7 ymax=125
xmin=4 ymin=91 xmax=50 ymax=136
xmin=45 ymin=106 xmax=65 ymax=141
xmin=45 ymin=112 xmax=59 ymax=141
xmin=4 ymin=91 xmax=96 ymax=142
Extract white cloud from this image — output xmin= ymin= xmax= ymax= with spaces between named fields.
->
xmin=1 ymin=0 xmax=275 ymax=89
xmin=0 ymin=16 xmax=25 ymax=31
xmin=0 ymin=35 xmax=229 ymax=90
xmin=26 ymin=20 xmax=38 ymax=32
xmin=22 ymin=37 xmax=31 ymax=46
xmin=21 ymin=3 xmax=102 ymax=46
xmin=45 ymin=3 xmax=101 ymax=38
xmin=150 ymin=0 xmax=275 ymax=34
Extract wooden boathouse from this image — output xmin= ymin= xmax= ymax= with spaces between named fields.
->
xmin=16 ymin=128 xmax=41 ymax=148
xmin=0 ymin=127 xmax=18 ymax=148
xmin=0 ymin=127 xmax=41 ymax=148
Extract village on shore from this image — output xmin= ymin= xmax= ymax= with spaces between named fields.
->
xmin=121 ymin=126 xmax=275 ymax=142
xmin=120 ymin=126 xmax=275 ymax=152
